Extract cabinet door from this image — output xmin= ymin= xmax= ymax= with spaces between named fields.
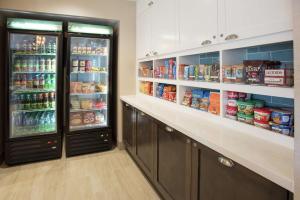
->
xmin=122 ymin=103 xmax=135 ymax=156
xmin=137 ymin=0 xmax=151 ymax=16
xmin=220 ymin=0 xmax=293 ymax=42
xmin=135 ymin=110 xmax=155 ymax=180
xmin=150 ymin=0 xmax=178 ymax=55
xmin=179 ymin=0 xmax=218 ymax=50
xmin=137 ymin=9 xmax=152 ymax=59
xmin=154 ymin=122 xmax=191 ymax=200
xmin=192 ymin=142 xmax=289 ymax=200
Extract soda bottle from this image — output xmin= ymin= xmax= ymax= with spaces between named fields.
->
xmin=24 ymin=94 xmax=31 ymax=110
xmin=50 ymin=74 xmax=55 ymax=89
xmin=39 ymin=58 xmax=45 ymax=72
xmin=41 ymin=43 xmax=46 ymax=54
xmin=14 ymin=75 xmax=21 ymax=88
xmin=14 ymin=59 xmax=21 ymax=72
xmin=33 ymin=75 xmax=39 ymax=88
xmin=28 ymin=57 xmax=33 ymax=72
xmin=43 ymin=93 xmax=49 ymax=108
xmin=20 ymin=74 xmax=27 ymax=89
xmin=49 ymin=92 xmax=55 ymax=108
xmin=50 ymin=112 xmax=56 ymax=131
xmin=21 ymin=58 xmax=27 ymax=72
xmin=33 ymin=58 xmax=39 ymax=72
xmin=45 ymin=58 xmax=51 ymax=71
xmin=47 ymin=42 xmax=52 ymax=54
xmin=51 ymin=42 xmax=56 ymax=54
xmin=51 ymin=58 xmax=56 ymax=71
xmin=26 ymin=74 xmax=33 ymax=89
xmin=37 ymin=93 xmax=44 ymax=109
xmin=31 ymin=93 xmax=37 ymax=109
xmin=18 ymin=94 xmax=25 ymax=110
xmin=22 ymin=40 xmax=28 ymax=54
xmin=39 ymin=74 xmax=45 ymax=89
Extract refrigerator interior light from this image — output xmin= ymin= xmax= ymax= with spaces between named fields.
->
xmin=68 ymin=22 xmax=113 ymax=35
xmin=7 ymin=18 xmax=62 ymax=31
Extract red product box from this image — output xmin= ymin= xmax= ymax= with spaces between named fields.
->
xmin=264 ymin=69 xmax=293 ymax=87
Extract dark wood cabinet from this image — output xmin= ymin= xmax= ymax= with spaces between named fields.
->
xmin=191 ymin=141 xmax=290 ymax=200
xmin=135 ymin=110 xmax=155 ymax=180
xmin=122 ymin=103 xmax=135 ymax=156
xmin=154 ymin=122 xmax=191 ymax=200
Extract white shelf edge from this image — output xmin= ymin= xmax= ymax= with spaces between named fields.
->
xmin=178 ymin=80 xmax=221 ymax=90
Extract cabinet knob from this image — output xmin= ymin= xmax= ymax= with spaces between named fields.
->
xmin=201 ymin=40 xmax=212 ymax=46
xmin=165 ymin=126 xmax=174 ymax=133
xmin=148 ymin=1 xmax=154 ymax=6
xmin=213 ymin=35 xmax=216 ymax=39
xmin=218 ymin=156 xmax=234 ymax=168
xmin=225 ymin=34 xmax=239 ymax=41
xmin=146 ymin=53 xmax=150 ymax=57
xmin=153 ymin=51 xmax=158 ymax=56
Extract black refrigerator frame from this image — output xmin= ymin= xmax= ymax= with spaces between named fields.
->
xmin=4 ymin=21 xmax=64 ymax=165
xmin=64 ymin=30 xmax=114 ymax=157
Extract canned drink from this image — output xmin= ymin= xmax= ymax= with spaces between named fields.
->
xmin=45 ymin=58 xmax=51 ymax=71
xmin=39 ymin=58 xmax=45 ymax=72
xmin=85 ymin=60 xmax=92 ymax=71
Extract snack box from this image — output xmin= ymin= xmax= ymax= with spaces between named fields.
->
xmin=264 ymin=69 xmax=293 ymax=87
xmin=70 ymin=112 xmax=82 ymax=126
xmin=237 ymin=100 xmax=255 ymax=115
xmin=254 ymin=119 xmax=270 ymax=130
xmin=270 ymin=109 xmax=293 ymax=126
xmin=269 ymin=121 xmax=293 ymax=136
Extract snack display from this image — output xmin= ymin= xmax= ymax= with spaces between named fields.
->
xmin=156 ymin=84 xmax=176 ymax=102
xmin=139 ymin=63 xmax=153 ymax=78
xmin=223 ymin=64 xmax=245 ymax=83
xmin=139 ymin=81 xmax=153 ymax=96
xmin=154 ymin=58 xmax=176 ymax=79
xmin=69 ymin=37 xmax=108 ymax=130
xmin=225 ymin=91 xmax=248 ymax=120
xmin=178 ymin=64 xmax=219 ymax=82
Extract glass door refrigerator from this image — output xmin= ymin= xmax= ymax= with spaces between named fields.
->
xmin=65 ymin=22 xmax=113 ymax=157
xmin=4 ymin=18 xmax=63 ymax=165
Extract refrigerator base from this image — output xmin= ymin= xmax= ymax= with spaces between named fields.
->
xmin=5 ymin=135 xmax=62 ymax=165
xmin=66 ymin=130 xmax=112 ymax=157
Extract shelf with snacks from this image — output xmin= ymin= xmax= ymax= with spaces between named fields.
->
xmin=153 ymin=57 xmax=177 ymax=80
xmin=154 ymin=82 xmax=177 ymax=103
xmin=178 ymin=85 xmax=221 ymax=116
xmin=139 ymin=81 xmax=153 ymax=96
xmin=138 ymin=60 xmax=154 ymax=78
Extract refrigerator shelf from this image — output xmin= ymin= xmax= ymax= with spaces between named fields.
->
xmin=12 ymin=108 xmax=55 ymax=113
xmin=13 ymin=52 xmax=57 ymax=56
xmin=71 ymin=53 xmax=108 ymax=57
xmin=70 ymin=92 xmax=107 ymax=96
xmin=71 ymin=71 xmax=107 ymax=74
xmin=12 ymin=71 xmax=56 ymax=74
xmin=70 ymin=123 xmax=107 ymax=131
xmin=11 ymin=129 xmax=56 ymax=138
xmin=11 ymin=88 xmax=56 ymax=93
xmin=70 ymin=108 xmax=107 ymax=112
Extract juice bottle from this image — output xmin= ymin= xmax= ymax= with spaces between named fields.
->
xmin=26 ymin=74 xmax=33 ymax=89
xmin=43 ymin=93 xmax=49 ymax=108
xmin=50 ymin=74 xmax=55 ymax=89
xmin=37 ymin=93 xmax=44 ymax=109
xmin=44 ymin=74 xmax=50 ymax=89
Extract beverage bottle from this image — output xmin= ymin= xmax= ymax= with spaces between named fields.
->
xmin=21 ymin=74 xmax=27 ymax=89
xmin=39 ymin=58 xmax=45 ymax=72
xmin=14 ymin=59 xmax=21 ymax=72
xmin=45 ymin=112 xmax=51 ymax=131
xmin=28 ymin=57 xmax=33 ymax=72
xmin=26 ymin=74 xmax=33 ymax=89
xmin=21 ymin=58 xmax=27 ymax=72
xmin=50 ymin=112 xmax=55 ymax=131
xmin=14 ymin=75 xmax=21 ymax=88
xmin=24 ymin=94 xmax=31 ymax=110
xmin=51 ymin=58 xmax=56 ymax=71
xmin=45 ymin=58 xmax=51 ymax=71
xmin=38 ymin=93 xmax=43 ymax=109
xmin=33 ymin=75 xmax=39 ymax=88
xmin=44 ymin=74 xmax=50 ymax=89
xmin=50 ymin=92 xmax=56 ymax=108
xmin=38 ymin=112 xmax=44 ymax=132
xmin=39 ymin=74 xmax=45 ymax=89
xmin=43 ymin=93 xmax=49 ymax=108
xmin=31 ymin=93 xmax=37 ymax=109
xmin=22 ymin=40 xmax=27 ymax=54
xmin=51 ymin=42 xmax=56 ymax=54
xmin=32 ymin=58 xmax=38 ymax=72
xmin=19 ymin=94 xmax=25 ymax=110
xmin=47 ymin=42 xmax=52 ymax=54
xmin=15 ymin=42 xmax=21 ymax=53
xmin=27 ymin=42 xmax=32 ymax=54
xmin=50 ymin=74 xmax=55 ymax=89
xmin=41 ymin=43 xmax=46 ymax=54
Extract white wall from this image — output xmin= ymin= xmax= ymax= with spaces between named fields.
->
xmin=0 ymin=0 xmax=137 ymax=145
xmin=294 ymin=0 xmax=300 ymax=198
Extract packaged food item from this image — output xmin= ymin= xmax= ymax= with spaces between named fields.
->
xmin=79 ymin=60 xmax=86 ymax=72
xmin=81 ymin=83 xmax=93 ymax=93
xmin=244 ymin=60 xmax=281 ymax=85
xmin=226 ymin=105 xmax=238 ymax=116
xmin=208 ymin=92 xmax=220 ymax=115
xmin=223 ymin=65 xmax=235 ymax=83
xmin=238 ymin=92 xmax=247 ymax=100
xmin=269 ymin=121 xmax=293 ymax=136
xmin=227 ymin=99 xmax=237 ymax=107
xmin=83 ymin=112 xmax=95 ymax=124
xmin=71 ymin=99 xmax=80 ymax=109
xmin=234 ymin=65 xmax=246 ymax=83
xmin=237 ymin=113 xmax=254 ymax=125
xmin=168 ymin=92 xmax=176 ymax=102
xmin=254 ymin=108 xmax=271 ymax=122
xmin=210 ymin=64 xmax=220 ymax=82
xmin=197 ymin=65 xmax=205 ymax=81
xmin=95 ymin=112 xmax=105 ymax=124
xmin=95 ymin=84 xmax=107 ymax=93
xmin=237 ymin=100 xmax=255 ymax=115
xmin=271 ymin=109 xmax=293 ymax=125
xmin=70 ymin=113 xmax=82 ymax=126
xmin=199 ymin=90 xmax=210 ymax=111
xmin=80 ymin=100 xmax=93 ymax=109
xmin=189 ymin=65 xmax=195 ymax=80
xmin=227 ymin=91 xmax=239 ymax=99
xmin=184 ymin=66 xmax=189 ymax=80
xmin=264 ymin=69 xmax=294 ymax=87
xmin=182 ymin=90 xmax=192 ymax=106
xmin=226 ymin=114 xmax=237 ymax=120
xmin=252 ymin=99 xmax=265 ymax=108
xmin=254 ymin=119 xmax=270 ymax=129
xmin=178 ymin=64 xmax=186 ymax=80
xmin=191 ymin=97 xmax=200 ymax=109
xmin=203 ymin=65 xmax=210 ymax=81
xmin=70 ymin=82 xmax=82 ymax=93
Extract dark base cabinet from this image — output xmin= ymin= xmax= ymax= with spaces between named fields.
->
xmin=121 ymin=101 xmax=292 ymax=200
xmin=66 ymin=130 xmax=112 ymax=157
xmin=5 ymin=135 xmax=61 ymax=165
xmin=191 ymin=142 xmax=291 ymax=200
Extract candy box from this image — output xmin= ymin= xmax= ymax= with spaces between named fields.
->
xmin=269 ymin=121 xmax=293 ymax=136
xmin=264 ymin=69 xmax=294 ymax=87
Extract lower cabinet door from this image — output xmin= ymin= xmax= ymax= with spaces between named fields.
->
xmin=135 ymin=110 xmax=155 ymax=180
xmin=191 ymin=141 xmax=290 ymax=200
xmin=122 ymin=102 xmax=135 ymax=156
xmin=154 ymin=122 xmax=191 ymax=200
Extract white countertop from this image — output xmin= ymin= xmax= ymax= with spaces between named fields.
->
xmin=120 ymin=95 xmax=294 ymax=192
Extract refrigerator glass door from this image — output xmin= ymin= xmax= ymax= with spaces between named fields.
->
xmin=69 ymin=37 xmax=110 ymax=131
xmin=9 ymin=33 xmax=58 ymax=138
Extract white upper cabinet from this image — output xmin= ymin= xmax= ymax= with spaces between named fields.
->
xmin=220 ymin=0 xmax=293 ymax=42
xmin=137 ymin=0 xmax=151 ymax=16
xmin=150 ymin=0 xmax=178 ymax=56
xmin=137 ymin=8 xmax=152 ymax=59
xmin=179 ymin=0 xmax=218 ymax=50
